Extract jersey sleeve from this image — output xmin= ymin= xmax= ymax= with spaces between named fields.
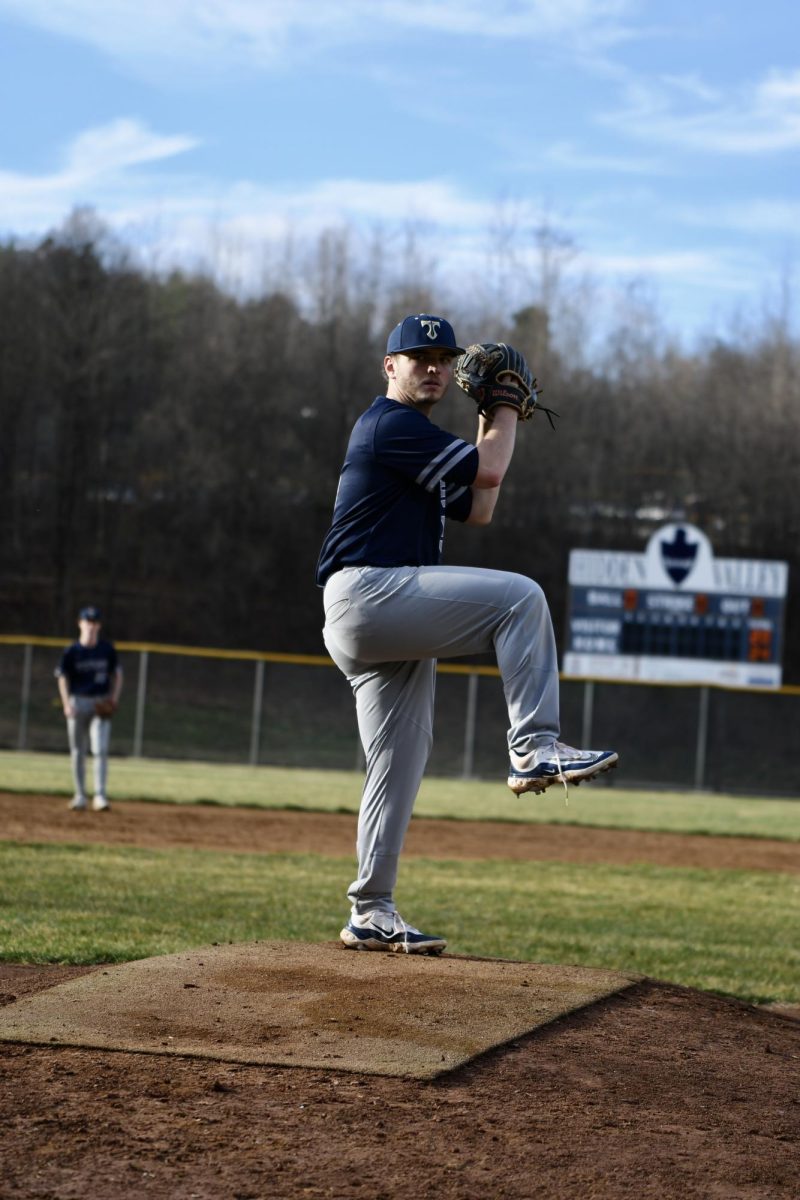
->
xmin=55 ymin=646 xmax=73 ymax=680
xmin=373 ymin=406 xmax=478 ymax=491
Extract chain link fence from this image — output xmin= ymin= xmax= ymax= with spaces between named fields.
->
xmin=1 ymin=637 xmax=799 ymax=796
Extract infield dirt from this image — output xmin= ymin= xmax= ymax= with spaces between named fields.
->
xmin=1 ymin=791 xmax=798 ymax=1199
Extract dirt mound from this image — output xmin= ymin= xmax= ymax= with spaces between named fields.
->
xmin=0 ymin=941 xmax=639 ymax=1079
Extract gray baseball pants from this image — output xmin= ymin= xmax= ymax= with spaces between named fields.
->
xmin=66 ymin=695 xmax=112 ymax=799
xmin=322 ymin=564 xmax=560 ymax=915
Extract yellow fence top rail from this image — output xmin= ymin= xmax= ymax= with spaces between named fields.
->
xmin=2 ymin=633 xmax=800 ymax=694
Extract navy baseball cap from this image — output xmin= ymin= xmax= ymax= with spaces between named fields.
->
xmin=386 ymin=314 xmax=464 ymax=356
xmin=78 ymin=605 xmax=102 ymax=622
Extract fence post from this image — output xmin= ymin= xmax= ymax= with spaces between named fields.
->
xmin=580 ymin=678 xmax=595 ymax=750
xmin=17 ymin=642 xmax=33 ymax=751
xmin=249 ymin=659 xmax=265 ymax=766
xmin=694 ymin=685 xmax=710 ymax=790
xmin=462 ymin=672 xmax=479 ymax=779
xmin=133 ymin=650 xmax=148 ymax=758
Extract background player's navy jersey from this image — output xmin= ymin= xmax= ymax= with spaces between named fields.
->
xmin=57 ymin=640 xmax=119 ymax=696
xmin=316 ymin=396 xmax=479 ymax=586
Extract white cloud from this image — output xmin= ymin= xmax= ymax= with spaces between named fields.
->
xmin=659 ymin=74 xmax=721 ymax=104
xmin=602 ymin=67 xmax=800 ymax=154
xmin=294 ymin=178 xmax=492 ymax=228
xmin=544 ymin=140 xmax=668 ymax=174
xmin=676 ymin=199 xmax=800 ymax=237
xmin=0 ymin=112 xmax=506 ymax=233
xmin=64 ymin=119 xmax=199 ymax=175
xmin=586 ymin=248 xmax=720 ymax=278
xmin=583 ymin=246 xmax=772 ymax=317
xmin=0 ymin=118 xmax=492 ymax=257
xmin=0 ymin=0 xmax=296 ymax=69
xmin=0 ymin=115 xmax=781 ymax=300
xmin=363 ymin=0 xmax=636 ymax=39
xmin=760 ymin=70 xmax=800 ymax=105
xmin=0 ymin=0 xmax=639 ymax=72
xmin=0 ymin=119 xmax=198 ymax=225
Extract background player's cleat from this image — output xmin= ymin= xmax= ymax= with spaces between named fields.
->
xmin=508 ymin=743 xmax=618 ymax=795
xmin=68 ymin=795 xmax=88 ymax=811
xmin=340 ymin=910 xmax=446 ymax=955
xmin=92 ymin=795 xmax=111 ymax=811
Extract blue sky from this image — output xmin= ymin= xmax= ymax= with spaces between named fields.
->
xmin=1 ymin=0 xmax=798 ymax=347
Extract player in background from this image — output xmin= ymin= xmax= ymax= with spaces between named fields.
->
xmin=55 ymin=605 xmax=123 ymax=812
xmin=316 ymin=314 xmax=617 ymax=955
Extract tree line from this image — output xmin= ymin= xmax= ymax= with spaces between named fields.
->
xmin=2 ymin=209 xmax=798 ymax=680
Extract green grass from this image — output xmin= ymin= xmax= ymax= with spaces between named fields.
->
xmin=0 ymin=843 xmax=339 ymax=963
xmin=1 ymin=842 xmax=797 ymax=1005
xmin=2 ymin=749 xmax=799 ymax=840
xmin=3 ymin=751 xmax=798 ymax=1006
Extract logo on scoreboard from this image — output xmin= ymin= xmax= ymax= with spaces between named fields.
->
xmin=660 ymin=527 xmax=698 ymax=585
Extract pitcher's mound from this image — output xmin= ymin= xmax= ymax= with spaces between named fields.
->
xmin=0 ymin=940 xmax=638 ymax=1078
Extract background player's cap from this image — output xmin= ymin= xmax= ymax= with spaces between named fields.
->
xmin=386 ymin=314 xmax=464 ymax=356
xmin=78 ymin=605 xmax=102 ymax=622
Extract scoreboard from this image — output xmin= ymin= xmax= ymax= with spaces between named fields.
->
xmin=563 ymin=524 xmax=788 ymax=688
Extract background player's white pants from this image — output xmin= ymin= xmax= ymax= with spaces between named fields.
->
xmin=66 ymin=696 xmax=112 ymax=799
xmin=322 ymin=565 xmax=560 ymax=915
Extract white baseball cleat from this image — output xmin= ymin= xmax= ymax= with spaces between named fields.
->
xmin=68 ymin=795 xmax=88 ymax=811
xmin=340 ymin=910 xmax=446 ymax=954
xmin=92 ymin=795 xmax=111 ymax=812
xmin=508 ymin=742 xmax=618 ymax=795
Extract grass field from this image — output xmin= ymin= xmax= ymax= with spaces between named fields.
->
xmin=2 ymin=750 xmax=799 ymax=839
xmin=1 ymin=750 xmax=799 ymax=1005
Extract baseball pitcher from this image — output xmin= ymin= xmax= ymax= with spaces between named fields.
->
xmin=316 ymin=315 xmax=617 ymax=954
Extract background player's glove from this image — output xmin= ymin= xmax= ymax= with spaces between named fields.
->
xmin=94 ymin=698 xmax=117 ymax=719
xmin=454 ymin=343 xmax=557 ymax=427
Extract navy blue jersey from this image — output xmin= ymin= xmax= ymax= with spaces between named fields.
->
xmin=316 ymin=396 xmax=479 ymax=586
xmin=57 ymin=640 xmax=119 ymax=697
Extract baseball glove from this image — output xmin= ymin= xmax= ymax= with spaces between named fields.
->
xmin=94 ymin=698 xmax=117 ymax=719
xmin=454 ymin=343 xmax=557 ymax=427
